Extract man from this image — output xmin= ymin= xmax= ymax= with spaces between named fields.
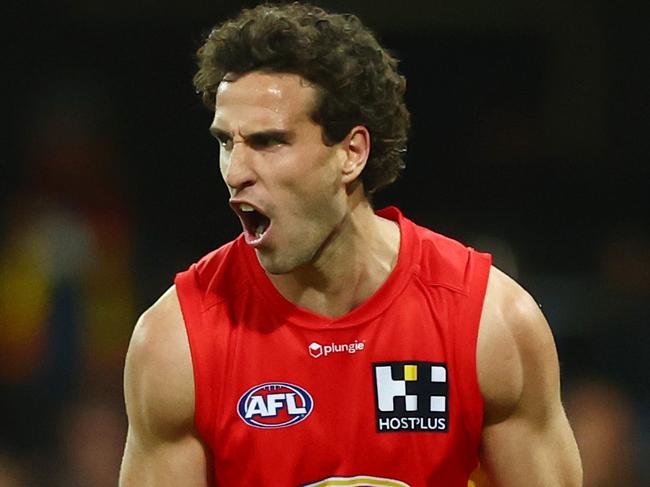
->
xmin=120 ymin=3 xmax=582 ymax=486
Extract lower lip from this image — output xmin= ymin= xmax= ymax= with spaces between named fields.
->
xmin=244 ymin=223 xmax=272 ymax=248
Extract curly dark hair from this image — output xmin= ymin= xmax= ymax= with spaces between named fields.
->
xmin=194 ymin=2 xmax=410 ymax=194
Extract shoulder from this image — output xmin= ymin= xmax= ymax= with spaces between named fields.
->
xmin=179 ymin=238 xmax=249 ymax=301
xmin=477 ymin=266 xmax=560 ymax=425
xmin=124 ymin=286 xmax=195 ymax=441
xmin=412 ymin=225 xmax=486 ymax=291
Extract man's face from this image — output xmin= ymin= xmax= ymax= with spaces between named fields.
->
xmin=211 ymin=71 xmax=350 ymax=274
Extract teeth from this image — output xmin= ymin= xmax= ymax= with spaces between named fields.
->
xmin=255 ymin=225 xmax=266 ymax=238
xmin=240 ymin=204 xmax=255 ymax=212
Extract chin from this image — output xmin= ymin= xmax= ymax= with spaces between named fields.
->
xmin=255 ymin=252 xmax=296 ymax=275
xmin=255 ymin=248 xmax=313 ymax=276
xmin=260 ymin=263 xmax=292 ymax=275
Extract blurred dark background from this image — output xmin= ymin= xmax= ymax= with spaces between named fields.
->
xmin=1 ymin=1 xmax=648 ymax=485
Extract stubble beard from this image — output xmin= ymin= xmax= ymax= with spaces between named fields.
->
xmin=256 ymin=221 xmax=334 ymax=276
xmin=258 ymin=198 xmax=347 ymax=276
xmin=255 ymin=239 xmax=319 ymax=276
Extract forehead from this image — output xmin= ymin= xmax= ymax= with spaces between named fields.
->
xmin=213 ymin=72 xmax=318 ymax=129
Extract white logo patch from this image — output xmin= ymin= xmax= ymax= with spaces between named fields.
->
xmin=373 ymin=362 xmax=449 ymax=432
xmin=237 ymin=382 xmax=313 ymax=429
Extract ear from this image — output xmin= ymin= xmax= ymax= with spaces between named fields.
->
xmin=341 ymin=126 xmax=370 ymax=185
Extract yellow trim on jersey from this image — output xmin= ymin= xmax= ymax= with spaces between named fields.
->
xmin=303 ymin=475 xmax=411 ymax=487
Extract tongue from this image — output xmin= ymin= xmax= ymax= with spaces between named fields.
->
xmin=251 ymin=214 xmax=270 ymax=239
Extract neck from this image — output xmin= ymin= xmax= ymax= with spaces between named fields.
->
xmin=267 ymin=199 xmax=400 ymax=318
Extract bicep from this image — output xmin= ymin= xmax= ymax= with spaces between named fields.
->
xmin=120 ymin=426 xmax=211 ymax=487
xmin=479 ymin=405 xmax=580 ymax=487
xmin=120 ymin=289 xmax=212 ymax=487
xmin=477 ymin=269 xmax=582 ymax=487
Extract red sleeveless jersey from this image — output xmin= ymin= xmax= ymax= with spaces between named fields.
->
xmin=175 ymin=207 xmax=492 ymax=487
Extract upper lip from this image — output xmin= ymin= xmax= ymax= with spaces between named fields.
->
xmin=229 ymin=199 xmax=271 ymax=236
xmin=229 ymin=198 xmax=265 ymax=216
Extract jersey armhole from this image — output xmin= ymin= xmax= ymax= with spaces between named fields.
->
xmin=174 ymin=267 xmax=215 ymax=443
xmin=457 ymin=250 xmax=492 ymax=455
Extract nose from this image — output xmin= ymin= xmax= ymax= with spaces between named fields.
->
xmin=221 ymin=142 xmax=256 ymax=192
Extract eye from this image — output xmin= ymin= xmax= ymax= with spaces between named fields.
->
xmin=217 ymin=136 xmax=233 ymax=151
xmin=248 ymin=134 xmax=286 ymax=150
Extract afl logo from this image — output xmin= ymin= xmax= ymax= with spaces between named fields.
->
xmin=237 ymin=382 xmax=314 ymax=429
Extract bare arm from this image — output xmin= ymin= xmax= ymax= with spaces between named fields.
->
xmin=476 ymin=267 xmax=582 ymax=487
xmin=120 ymin=287 xmax=212 ymax=487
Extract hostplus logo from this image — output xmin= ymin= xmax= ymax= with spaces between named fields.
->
xmin=372 ymin=361 xmax=449 ymax=432
xmin=308 ymin=340 xmax=366 ymax=358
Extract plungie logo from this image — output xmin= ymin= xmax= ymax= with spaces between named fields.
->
xmin=308 ymin=340 xmax=365 ymax=358
xmin=237 ymin=382 xmax=313 ymax=429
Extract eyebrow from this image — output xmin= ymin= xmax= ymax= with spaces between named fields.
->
xmin=209 ymin=127 xmax=295 ymax=143
xmin=209 ymin=126 xmax=230 ymax=141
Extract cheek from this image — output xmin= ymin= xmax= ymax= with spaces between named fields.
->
xmin=280 ymin=173 xmax=339 ymax=215
xmin=293 ymin=150 xmax=343 ymax=194
xmin=266 ymin=146 xmax=344 ymax=210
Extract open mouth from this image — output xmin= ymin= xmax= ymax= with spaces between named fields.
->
xmin=235 ymin=203 xmax=271 ymax=242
